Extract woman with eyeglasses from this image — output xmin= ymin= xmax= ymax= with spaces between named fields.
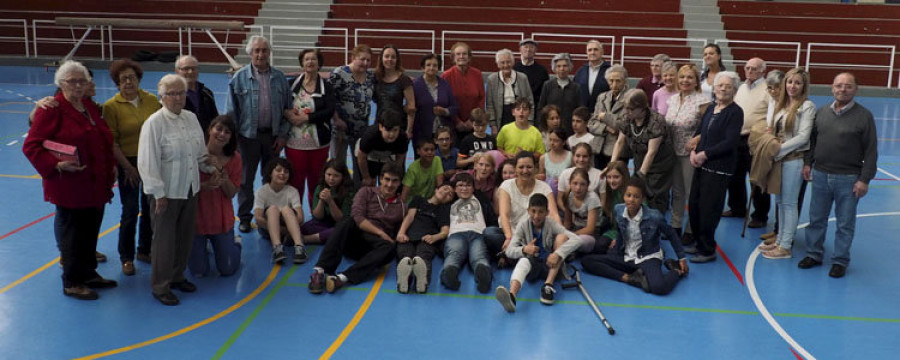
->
xmin=24 ymin=60 xmax=118 ymax=300
xmin=102 ymin=59 xmax=161 ymax=276
xmin=138 ymin=74 xmax=218 ymax=306
xmin=607 ymin=89 xmax=675 ymax=214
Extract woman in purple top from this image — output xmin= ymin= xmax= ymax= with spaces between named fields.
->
xmin=651 ymin=63 xmax=678 ymax=116
xmin=412 ymin=53 xmax=458 ymax=148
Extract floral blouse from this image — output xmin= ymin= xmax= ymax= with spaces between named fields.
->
xmin=665 ymin=92 xmax=710 ymax=156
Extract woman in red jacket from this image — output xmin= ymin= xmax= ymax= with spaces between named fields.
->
xmin=23 ymin=60 xmax=117 ymax=300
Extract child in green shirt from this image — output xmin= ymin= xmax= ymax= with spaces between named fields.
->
xmin=401 ymin=138 xmax=444 ymax=203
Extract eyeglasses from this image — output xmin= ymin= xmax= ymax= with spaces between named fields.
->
xmin=119 ymin=75 xmax=138 ymax=83
xmin=163 ymin=91 xmax=186 ymax=98
xmin=63 ymin=79 xmax=88 ymax=86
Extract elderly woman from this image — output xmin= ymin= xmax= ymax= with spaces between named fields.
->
xmin=608 ymin=89 xmax=675 ymax=214
xmin=700 ymin=44 xmax=726 ymax=102
xmin=102 ymin=59 xmax=161 ymax=276
xmin=331 ymin=44 xmax=376 ymax=167
xmin=687 ymin=71 xmax=744 ymax=263
xmin=486 ymin=48 xmax=534 ymax=133
xmin=374 ymin=44 xmax=416 ymax=139
xmin=138 ymin=74 xmax=217 ymax=305
xmin=538 ymin=53 xmax=583 ymax=134
xmin=758 ymin=68 xmax=815 ymax=260
xmin=636 ymin=53 xmax=671 ymax=99
xmin=413 ymin=53 xmax=459 ymax=148
xmin=442 ymin=42 xmax=484 ymax=144
xmin=286 ymin=48 xmax=336 ymax=205
xmin=493 ymin=151 xmax=560 ymax=259
xmin=24 ymin=60 xmax=117 ymax=300
xmin=651 ymin=62 xmax=678 ymax=116
xmin=587 ymin=64 xmax=629 ymax=170
xmin=665 ymin=64 xmax=710 ymax=244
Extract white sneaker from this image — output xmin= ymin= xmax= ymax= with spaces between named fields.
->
xmin=396 ymin=257 xmax=413 ymax=294
xmin=412 ymin=257 xmax=428 ymax=294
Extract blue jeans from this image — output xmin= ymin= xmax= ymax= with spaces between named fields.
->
xmin=804 ymin=169 xmax=860 ymax=266
xmin=443 ymin=231 xmax=488 ymax=271
xmin=117 ymin=156 xmax=152 ymax=262
xmin=775 ymin=159 xmax=804 ymax=249
xmin=190 ymin=229 xmax=242 ymax=277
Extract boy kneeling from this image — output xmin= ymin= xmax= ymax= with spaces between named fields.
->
xmin=495 ymin=194 xmax=581 ymax=312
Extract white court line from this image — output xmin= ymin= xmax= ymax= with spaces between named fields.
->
xmin=746 ymin=212 xmax=900 ymax=360
xmin=6 ymin=140 xmax=18 ymax=146
xmin=878 ymin=167 xmax=900 ymax=181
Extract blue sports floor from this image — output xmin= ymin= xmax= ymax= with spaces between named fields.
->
xmin=0 ymin=65 xmax=898 ymax=359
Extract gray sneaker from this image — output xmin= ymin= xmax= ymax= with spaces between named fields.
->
xmin=293 ymin=245 xmax=308 ymax=264
xmin=412 ymin=256 xmax=429 ymax=294
xmin=396 ymin=257 xmax=413 ymax=294
xmin=272 ymin=245 xmax=286 ymax=264
xmin=495 ymin=285 xmax=516 ymax=313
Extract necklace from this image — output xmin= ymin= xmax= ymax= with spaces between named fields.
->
xmin=630 ymin=121 xmax=646 ymax=138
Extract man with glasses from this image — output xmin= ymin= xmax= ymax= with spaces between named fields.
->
xmin=723 ymin=57 xmax=771 ymax=229
xmin=226 ymin=35 xmax=294 ymax=233
xmin=175 ymin=55 xmax=218 ymax=136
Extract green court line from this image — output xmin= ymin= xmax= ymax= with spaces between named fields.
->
xmin=870 ymin=185 xmax=900 ymax=188
xmin=211 ymin=265 xmax=298 ymax=360
xmin=879 ymin=162 xmax=900 ymax=166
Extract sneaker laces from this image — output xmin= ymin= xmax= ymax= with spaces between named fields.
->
xmin=543 ymin=285 xmax=556 ymax=294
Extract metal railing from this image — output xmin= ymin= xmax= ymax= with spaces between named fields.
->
xmin=0 ymin=19 xmax=29 ymax=57
xmin=806 ymin=42 xmax=896 ymax=88
xmin=440 ymin=30 xmax=524 ymax=70
xmin=620 ymin=36 xmax=708 ymax=67
xmin=355 ymin=28 xmax=435 ymax=55
xmin=715 ymin=39 xmax=802 ymax=69
xmin=269 ymin=25 xmax=349 ymax=68
xmin=531 ymin=33 xmax=615 ymax=65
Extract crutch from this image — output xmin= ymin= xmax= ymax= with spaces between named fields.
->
xmin=740 ymin=193 xmax=753 ymax=238
xmin=561 ymin=264 xmax=615 ymax=335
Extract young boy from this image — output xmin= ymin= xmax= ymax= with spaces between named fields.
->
xmin=580 ymin=177 xmax=688 ymax=295
xmin=496 ymin=98 xmax=545 ymax=158
xmin=395 ymin=184 xmax=454 ymax=294
xmin=495 ymin=193 xmax=581 ymax=312
xmin=457 ymin=108 xmax=497 ymax=169
xmin=434 ymin=126 xmax=460 ymax=179
xmin=253 ymin=158 xmax=307 ymax=264
xmin=567 ymin=106 xmax=595 ymax=149
xmin=357 ymin=108 xmax=409 ymax=186
xmin=440 ymin=172 xmax=492 ymax=293
xmin=401 ymin=138 xmax=444 ymax=202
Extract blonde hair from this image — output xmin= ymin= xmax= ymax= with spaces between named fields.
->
xmin=774 ymin=68 xmax=810 ymax=135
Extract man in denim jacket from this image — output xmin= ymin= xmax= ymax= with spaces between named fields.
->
xmin=227 ymin=35 xmax=294 ymax=233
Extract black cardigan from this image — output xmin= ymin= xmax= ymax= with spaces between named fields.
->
xmin=290 ymin=74 xmax=337 ymax=146
xmin=694 ymin=102 xmax=743 ymax=175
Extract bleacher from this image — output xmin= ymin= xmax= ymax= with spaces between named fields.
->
xmin=719 ymin=0 xmax=900 ymax=86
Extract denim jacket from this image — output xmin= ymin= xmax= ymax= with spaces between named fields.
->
xmin=612 ymin=204 xmax=685 ymax=260
xmin=226 ymin=64 xmax=292 ymax=140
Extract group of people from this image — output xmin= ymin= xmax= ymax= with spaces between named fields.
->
xmin=24 ymin=36 xmax=876 ymax=308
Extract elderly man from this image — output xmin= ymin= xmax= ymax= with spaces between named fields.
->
xmin=723 ymin=57 xmax=770 ymax=229
xmin=636 ymin=53 xmax=671 ymax=99
xmin=513 ymin=38 xmax=549 ymax=108
xmin=538 ymin=53 xmax=582 ymax=134
xmin=175 ymin=55 xmax=218 ymax=136
xmin=486 ymin=48 xmax=534 ymax=132
xmin=573 ymin=40 xmax=611 ymax=111
xmin=800 ymin=73 xmax=877 ymax=278
xmin=226 ymin=35 xmax=293 ymax=233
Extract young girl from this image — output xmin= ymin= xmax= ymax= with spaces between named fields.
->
xmin=253 ymin=158 xmax=307 ymax=264
xmin=190 ymin=115 xmax=242 ymax=277
xmin=434 ymin=126 xmax=460 ymax=179
xmin=593 ymin=160 xmax=631 ymax=254
xmin=537 ymin=128 xmax=572 ymax=194
xmin=494 ymin=158 xmax=517 ymax=211
xmin=561 ymin=168 xmax=602 ymax=254
xmin=557 ymin=143 xmax=604 ymax=207
xmin=581 ymin=177 xmax=688 ymax=295
xmin=301 ymin=159 xmax=355 ymax=244
xmin=538 ymin=105 xmax=562 ymax=152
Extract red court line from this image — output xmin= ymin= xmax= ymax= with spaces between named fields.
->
xmin=789 ymin=347 xmax=805 ymax=360
xmin=716 ymin=245 xmax=744 ymax=286
xmin=0 ymin=212 xmax=55 ymax=241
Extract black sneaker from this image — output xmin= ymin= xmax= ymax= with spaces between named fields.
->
xmin=440 ymin=266 xmax=460 ymax=291
xmin=495 ymin=285 xmax=517 ymax=313
xmin=272 ymin=246 xmax=286 ymax=264
xmin=293 ymin=245 xmax=308 ymax=264
xmin=626 ymin=269 xmax=650 ymax=292
xmin=540 ymin=283 xmax=556 ymax=305
xmin=798 ymin=256 xmax=822 ymax=269
xmin=239 ymin=220 xmax=252 ymax=233
xmin=474 ymin=263 xmax=492 ymax=294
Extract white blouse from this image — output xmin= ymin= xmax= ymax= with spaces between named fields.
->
xmin=138 ymin=107 xmax=214 ymax=200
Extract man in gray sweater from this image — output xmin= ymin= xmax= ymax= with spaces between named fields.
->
xmin=800 ymin=72 xmax=877 ymax=278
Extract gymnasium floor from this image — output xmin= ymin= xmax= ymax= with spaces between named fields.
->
xmin=0 ymin=65 xmax=898 ymax=359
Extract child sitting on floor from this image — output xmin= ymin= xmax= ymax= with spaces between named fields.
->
xmin=395 ymin=184 xmax=454 ymax=294
xmin=495 ymin=193 xmax=581 ymax=312
xmin=253 ymin=158 xmax=307 ymax=264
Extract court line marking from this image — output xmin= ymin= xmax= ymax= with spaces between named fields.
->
xmin=717 ymin=245 xmax=744 ymax=286
xmin=211 ymin=264 xmax=295 ymax=359
xmin=877 ymin=167 xmax=900 ymax=181
xmin=319 ymin=267 xmax=387 ymax=360
xmin=0 ymin=212 xmax=54 ymax=242
xmin=0 ymin=223 xmax=118 ymax=295
xmin=74 ymin=265 xmax=282 ymax=360
xmin=0 ymin=173 xmax=40 ymax=179
xmin=746 ymin=211 xmax=900 ymax=360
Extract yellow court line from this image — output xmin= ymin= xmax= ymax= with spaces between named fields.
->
xmin=0 ymin=174 xmax=41 ymax=179
xmin=73 ymin=264 xmax=282 ymax=360
xmin=319 ymin=268 xmax=387 ymax=360
xmin=0 ymin=223 xmax=119 ymax=295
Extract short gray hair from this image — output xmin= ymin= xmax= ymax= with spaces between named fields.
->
xmin=713 ymin=71 xmax=741 ymax=88
xmin=765 ymin=69 xmax=785 ymax=87
xmin=175 ymin=55 xmax=198 ymax=69
xmin=651 ymin=53 xmax=671 ymax=64
xmin=605 ymin=65 xmax=628 ymax=80
xmin=495 ymin=48 xmax=514 ymax=64
xmin=157 ymin=74 xmax=188 ymax=97
xmin=661 ymin=62 xmax=677 ymax=74
xmin=551 ymin=53 xmax=573 ymax=69
xmin=54 ymin=60 xmax=91 ymax=88
xmin=245 ymin=35 xmax=270 ymax=55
